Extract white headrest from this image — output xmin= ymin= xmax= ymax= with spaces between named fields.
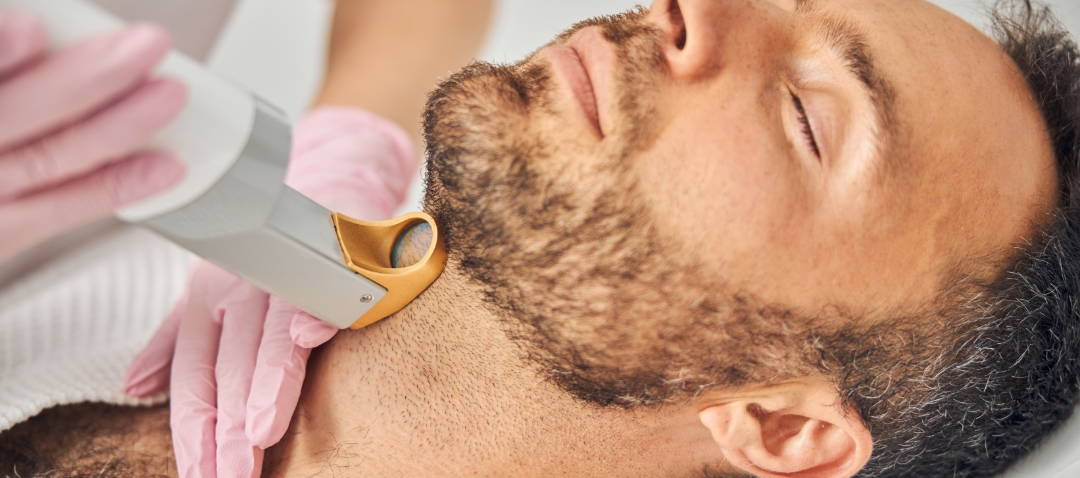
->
xmin=1001 ymin=406 xmax=1080 ymax=477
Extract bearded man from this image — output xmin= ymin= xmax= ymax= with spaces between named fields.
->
xmin=3 ymin=0 xmax=1080 ymax=477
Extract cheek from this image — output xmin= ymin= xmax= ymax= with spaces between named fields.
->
xmin=631 ymin=98 xmax=813 ymax=277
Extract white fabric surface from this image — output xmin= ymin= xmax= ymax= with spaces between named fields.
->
xmin=0 ymin=225 xmax=194 ymax=431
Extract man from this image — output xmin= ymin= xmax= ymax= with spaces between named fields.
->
xmin=3 ymin=0 xmax=1079 ymax=476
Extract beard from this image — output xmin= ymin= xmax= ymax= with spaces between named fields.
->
xmin=421 ymin=8 xmax=815 ymax=407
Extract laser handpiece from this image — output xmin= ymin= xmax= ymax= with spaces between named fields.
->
xmin=0 ymin=0 xmax=446 ymax=329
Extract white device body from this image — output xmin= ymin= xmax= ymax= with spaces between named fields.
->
xmin=0 ymin=0 xmax=387 ymax=328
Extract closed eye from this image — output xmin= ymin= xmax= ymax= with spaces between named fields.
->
xmin=790 ymin=91 xmax=821 ymax=159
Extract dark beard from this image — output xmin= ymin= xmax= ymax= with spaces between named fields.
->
xmin=421 ymin=8 xmax=815 ymax=407
xmin=0 ymin=403 xmax=174 ymax=477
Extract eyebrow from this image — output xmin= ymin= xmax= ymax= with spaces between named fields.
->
xmin=796 ymin=0 xmax=899 ymax=159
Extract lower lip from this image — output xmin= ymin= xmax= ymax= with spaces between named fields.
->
xmin=543 ymin=44 xmax=602 ymax=139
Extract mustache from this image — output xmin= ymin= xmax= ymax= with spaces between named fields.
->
xmin=537 ymin=7 xmax=668 ymax=156
xmin=421 ymin=7 xmax=661 ymax=153
xmin=547 ymin=7 xmax=655 ymax=52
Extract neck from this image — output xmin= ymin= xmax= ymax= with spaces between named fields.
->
xmin=263 ymin=267 xmax=716 ymax=477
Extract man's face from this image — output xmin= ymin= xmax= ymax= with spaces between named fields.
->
xmin=422 ymin=0 xmax=1057 ymax=404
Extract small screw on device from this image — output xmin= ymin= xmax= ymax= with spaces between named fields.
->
xmin=360 ymin=295 xmax=374 ymax=303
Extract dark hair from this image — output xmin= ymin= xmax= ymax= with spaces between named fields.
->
xmin=822 ymin=1 xmax=1080 ymax=476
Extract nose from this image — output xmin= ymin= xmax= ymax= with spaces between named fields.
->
xmin=649 ymin=0 xmax=789 ymax=81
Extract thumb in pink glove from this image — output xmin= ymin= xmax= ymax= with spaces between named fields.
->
xmin=124 ymin=106 xmax=418 ymax=476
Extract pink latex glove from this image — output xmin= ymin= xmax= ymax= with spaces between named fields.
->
xmin=0 ymin=11 xmax=186 ymax=262
xmin=124 ymin=107 xmax=417 ymax=477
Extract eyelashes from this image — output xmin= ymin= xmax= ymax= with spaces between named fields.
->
xmin=790 ymin=91 xmax=821 ymax=159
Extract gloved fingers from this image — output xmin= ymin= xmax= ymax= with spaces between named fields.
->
xmin=0 ymin=23 xmax=171 ymax=152
xmin=0 ymin=11 xmax=47 ymax=77
xmin=0 ymin=151 xmax=184 ymax=263
xmin=0 ymin=77 xmax=187 ymax=199
xmin=290 ymin=311 xmax=339 ymax=349
xmin=124 ymin=289 xmax=188 ymax=397
xmin=246 ymin=297 xmax=314 ymax=448
xmin=214 ymin=283 xmax=269 ymax=478
xmin=170 ymin=288 xmax=224 ymax=478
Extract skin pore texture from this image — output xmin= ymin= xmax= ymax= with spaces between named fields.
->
xmin=0 ymin=0 xmax=1059 ymax=476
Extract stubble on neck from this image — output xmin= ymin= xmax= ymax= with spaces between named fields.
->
xmin=263 ymin=267 xmax=693 ymax=478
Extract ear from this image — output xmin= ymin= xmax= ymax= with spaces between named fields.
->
xmin=698 ymin=380 xmax=872 ymax=478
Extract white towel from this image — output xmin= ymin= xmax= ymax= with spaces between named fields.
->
xmin=0 ymin=224 xmax=195 ymax=432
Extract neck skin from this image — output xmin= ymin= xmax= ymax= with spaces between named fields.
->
xmin=263 ymin=266 xmax=731 ymax=477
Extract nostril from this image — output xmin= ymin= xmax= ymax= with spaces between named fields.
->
xmin=670 ymin=0 xmax=687 ymax=50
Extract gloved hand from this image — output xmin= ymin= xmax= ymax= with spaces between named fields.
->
xmin=0 ymin=11 xmax=186 ymax=262
xmin=124 ymin=107 xmax=418 ymax=477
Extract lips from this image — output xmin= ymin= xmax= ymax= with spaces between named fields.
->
xmin=544 ymin=45 xmax=602 ymax=138
xmin=543 ymin=27 xmax=614 ymax=140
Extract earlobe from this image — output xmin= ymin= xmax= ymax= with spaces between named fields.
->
xmin=698 ymin=381 xmax=873 ymax=478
